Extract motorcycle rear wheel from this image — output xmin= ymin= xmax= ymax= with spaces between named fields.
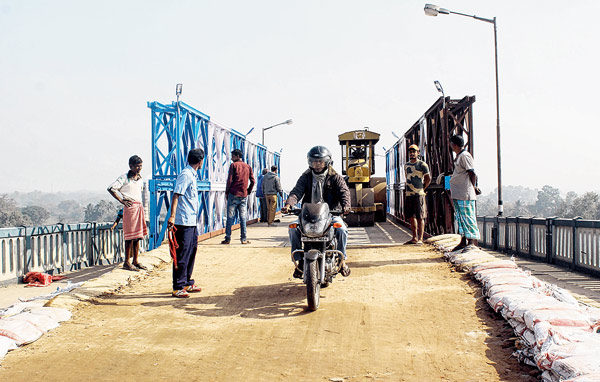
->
xmin=306 ymin=259 xmax=320 ymax=311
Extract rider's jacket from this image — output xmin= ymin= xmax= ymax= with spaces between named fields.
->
xmin=286 ymin=166 xmax=351 ymax=211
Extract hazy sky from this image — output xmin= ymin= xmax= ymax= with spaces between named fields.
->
xmin=1 ymin=0 xmax=599 ymax=195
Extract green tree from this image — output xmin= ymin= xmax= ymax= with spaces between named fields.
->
xmin=0 ymin=194 xmax=30 ymax=228
xmin=476 ymin=198 xmax=496 ymax=216
xmin=569 ymin=192 xmax=600 ymax=220
xmin=508 ymin=200 xmax=531 ymax=216
xmin=533 ymin=185 xmax=563 ymax=217
xmin=84 ymin=200 xmax=119 ymax=222
xmin=21 ymin=206 xmax=50 ymax=225
xmin=57 ymin=200 xmax=83 ymax=223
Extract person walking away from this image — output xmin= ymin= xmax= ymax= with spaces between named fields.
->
xmin=281 ymin=146 xmax=351 ymax=278
xmin=449 ymin=135 xmax=481 ymax=251
xmin=256 ymin=168 xmax=268 ymax=223
xmin=107 ymin=155 xmax=148 ymax=271
xmin=404 ymin=144 xmax=431 ymax=245
xmin=262 ymin=165 xmax=283 ymax=226
xmin=167 ymin=148 xmax=205 ymax=298
xmin=222 ymin=149 xmax=255 ymax=244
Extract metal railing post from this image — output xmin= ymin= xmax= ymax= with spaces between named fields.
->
xmin=546 ymin=218 xmax=554 ymax=264
xmin=22 ymin=226 xmax=32 ymax=276
xmin=529 ymin=219 xmax=534 ymax=259
xmin=515 ymin=217 xmax=521 ymax=257
xmin=492 ymin=216 xmax=498 ymax=250
xmin=573 ymin=218 xmax=580 ymax=271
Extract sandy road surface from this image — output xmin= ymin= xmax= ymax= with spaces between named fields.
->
xmin=0 ymin=240 xmax=537 ymax=381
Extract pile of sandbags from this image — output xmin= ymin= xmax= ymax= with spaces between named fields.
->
xmin=436 ymin=241 xmax=600 ymax=381
xmin=0 ymin=302 xmax=71 ymax=363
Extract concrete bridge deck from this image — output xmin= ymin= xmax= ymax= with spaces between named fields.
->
xmin=1 ymin=216 xmax=600 ymax=381
xmin=2 ymin=216 xmax=599 ymax=310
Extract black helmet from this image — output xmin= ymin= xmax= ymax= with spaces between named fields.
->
xmin=307 ymin=146 xmax=332 ymax=174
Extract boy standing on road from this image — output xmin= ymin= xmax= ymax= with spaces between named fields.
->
xmin=221 ymin=149 xmax=255 ymax=245
xmin=262 ymin=165 xmax=283 ymax=226
xmin=404 ymin=144 xmax=431 ymax=245
xmin=167 ymin=148 xmax=205 ymax=298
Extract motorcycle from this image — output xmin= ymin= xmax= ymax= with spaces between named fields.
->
xmin=288 ymin=202 xmax=347 ymax=311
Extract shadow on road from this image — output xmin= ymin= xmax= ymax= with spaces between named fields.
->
xmin=347 ymin=256 xmax=443 ymax=269
xmin=123 ymin=282 xmax=312 ymax=319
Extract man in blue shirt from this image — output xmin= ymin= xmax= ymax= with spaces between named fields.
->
xmin=167 ymin=148 xmax=204 ymax=298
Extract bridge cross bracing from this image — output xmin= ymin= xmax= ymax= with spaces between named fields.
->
xmin=147 ymin=100 xmax=281 ymax=250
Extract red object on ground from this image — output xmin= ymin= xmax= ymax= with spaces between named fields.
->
xmin=23 ymin=272 xmax=67 ymax=287
xmin=168 ymin=226 xmax=179 ymax=270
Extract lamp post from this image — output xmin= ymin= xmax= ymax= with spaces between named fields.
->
xmin=434 ymin=80 xmax=445 ymax=110
xmin=262 ymin=119 xmax=293 ymax=146
xmin=424 ymin=4 xmax=503 ymax=217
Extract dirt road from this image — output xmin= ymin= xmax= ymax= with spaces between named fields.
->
xmin=0 ymin=237 xmax=537 ymax=381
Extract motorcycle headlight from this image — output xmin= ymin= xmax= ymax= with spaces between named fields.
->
xmin=302 ymin=219 xmax=328 ymax=237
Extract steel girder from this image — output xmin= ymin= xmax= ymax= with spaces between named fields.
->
xmin=385 ymin=96 xmax=476 ymax=236
xmin=147 ymin=101 xmax=281 ymax=250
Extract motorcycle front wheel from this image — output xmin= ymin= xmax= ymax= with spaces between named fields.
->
xmin=306 ymin=259 xmax=320 ymax=311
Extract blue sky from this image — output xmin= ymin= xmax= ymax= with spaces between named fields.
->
xmin=1 ymin=0 xmax=598 ymax=195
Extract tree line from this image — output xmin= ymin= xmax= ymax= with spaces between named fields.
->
xmin=477 ymin=185 xmax=600 ymax=219
xmin=0 ymin=194 xmax=120 ymax=228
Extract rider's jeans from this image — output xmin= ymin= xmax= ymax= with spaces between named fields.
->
xmin=289 ymin=216 xmax=348 ymax=259
xmin=225 ymin=194 xmax=248 ymax=241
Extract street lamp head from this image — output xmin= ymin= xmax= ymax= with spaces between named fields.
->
xmin=285 ymin=119 xmax=293 ymax=125
xmin=176 ymin=83 xmax=183 ymax=96
xmin=434 ymin=80 xmax=444 ymax=94
xmin=424 ymin=4 xmax=449 ymax=16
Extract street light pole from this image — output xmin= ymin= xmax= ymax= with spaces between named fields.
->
xmin=262 ymin=119 xmax=293 ymax=146
xmin=424 ymin=4 xmax=503 ymax=216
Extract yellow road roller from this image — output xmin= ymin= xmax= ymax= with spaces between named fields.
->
xmin=338 ymin=128 xmax=386 ymax=227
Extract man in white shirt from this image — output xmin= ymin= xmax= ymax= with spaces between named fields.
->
xmin=449 ymin=135 xmax=481 ymax=250
xmin=108 ymin=155 xmax=148 ymax=271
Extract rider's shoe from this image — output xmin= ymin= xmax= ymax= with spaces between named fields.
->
xmin=293 ymin=268 xmax=303 ymax=279
xmin=340 ymin=264 xmax=351 ymax=277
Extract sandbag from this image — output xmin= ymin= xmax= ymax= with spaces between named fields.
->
xmin=0 ymin=301 xmax=45 ymax=319
xmin=473 ymin=267 xmax=524 ymax=281
xmin=551 ymin=355 xmax=600 ymax=381
xmin=12 ymin=312 xmax=59 ymax=333
xmin=0 ymin=318 xmax=43 ymax=345
xmin=524 ymin=309 xmax=593 ymax=330
xmin=0 ymin=335 xmax=17 ymax=360
xmin=563 ymin=373 xmax=600 ymax=382
xmin=26 ymin=307 xmax=72 ymax=322
xmin=471 ymin=260 xmax=519 ymax=273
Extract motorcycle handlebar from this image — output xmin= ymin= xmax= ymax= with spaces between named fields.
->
xmin=284 ymin=208 xmax=346 ymax=216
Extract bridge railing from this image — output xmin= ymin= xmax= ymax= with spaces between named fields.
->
xmin=0 ymin=223 xmax=148 ymax=286
xmin=477 ymin=216 xmax=600 ymax=277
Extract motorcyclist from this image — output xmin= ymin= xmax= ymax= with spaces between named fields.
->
xmin=281 ymin=146 xmax=352 ymax=279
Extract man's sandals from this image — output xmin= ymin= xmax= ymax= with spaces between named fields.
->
xmin=172 ymin=284 xmax=202 ymax=298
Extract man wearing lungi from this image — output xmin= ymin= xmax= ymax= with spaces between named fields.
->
xmin=449 ymin=135 xmax=481 ymax=250
xmin=108 ymin=155 xmax=148 ymax=271
xmin=167 ymin=148 xmax=205 ymax=298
